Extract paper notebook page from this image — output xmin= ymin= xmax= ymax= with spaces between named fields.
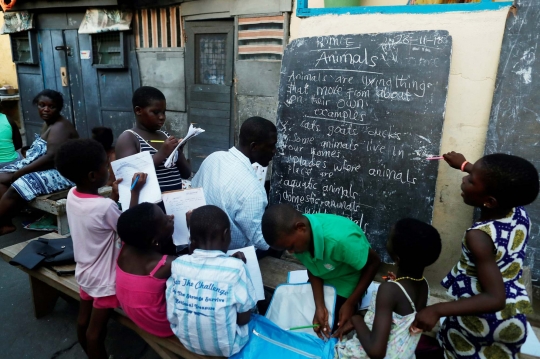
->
xmin=162 ymin=188 xmax=206 ymax=246
xmin=111 ymin=152 xmax=161 ymax=212
xmin=227 ymin=246 xmax=265 ymax=301
xmin=360 ymin=282 xmax=380 ymax=309
xmin=287 ymin=270 xmax=308 ymax=284
xmin=519 ymin=322 xmax=540 ymax=356
xmin=164 ymin=124 xmax=205 ymax=167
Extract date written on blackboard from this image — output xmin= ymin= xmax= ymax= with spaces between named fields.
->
xmin=270 ymin=31 xmax=452 ymax=262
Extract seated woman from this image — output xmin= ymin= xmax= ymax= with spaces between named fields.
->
xmin=0 ymin=104 xmax=23 ymax=167
xmin=0 ymin=89 xmax=78 ymax=235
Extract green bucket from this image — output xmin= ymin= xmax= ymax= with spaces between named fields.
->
xmin=324 ymin=0 xmax=361 ymax=7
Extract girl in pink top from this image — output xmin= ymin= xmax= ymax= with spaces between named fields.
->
xmin=116 ymin=202 xmax=176 ymax=337
xmin=57 ymin=139 xmax=146 ymax=359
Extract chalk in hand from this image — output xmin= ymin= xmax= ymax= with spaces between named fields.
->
xmin=426 ymin=156 xmax=444 ymax=160
xmin=130 ymin=174 xmax=140 ymax=190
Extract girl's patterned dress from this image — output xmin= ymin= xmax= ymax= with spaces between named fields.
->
xmin=334 ymin=280 xmax=424 ymax=359
xmin=439 ymin=206 xmax=532 ymax=359
xmin=0 ymin=134 xmax=74 ymax=201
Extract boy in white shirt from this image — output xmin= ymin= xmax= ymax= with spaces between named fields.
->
xmin=166 ymin=205 xmax=257 ymax=357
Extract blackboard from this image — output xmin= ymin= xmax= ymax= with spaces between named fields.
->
xmin=270 ymin=31 xmax=452 ymax=262
xmin=485 ymin=0 xmax=540 ymax=280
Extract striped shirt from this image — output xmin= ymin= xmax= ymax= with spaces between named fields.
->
xmin=166 ymin=250 xmax=257 ymax=357
xmin=125 ymin=130 xmax=185 ymax=193
xmin=191 ymin=147 xmax=270 ymax=250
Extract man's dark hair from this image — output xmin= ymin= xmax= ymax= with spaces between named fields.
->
xmin=392 ymin=218 xmax=441 ymax=270
xmin=481 ymin=153 xmax=539 ymax=208
xmin=33 ymin=89 xmax=64 ymax=111
xmin=118 ymin=203 xmax=157 ymax=250
xmin=190 ymin=205 xmax=230 ymax=244
xmin=132 ymin=86 xmax=166 ymax=109
xmin=55 ymin=139 xmax=106 ymax=183
xmin=238 ymin=117 xmax=277 ymax=147
xmin=261 ymin=203 xmax=301 ymax=246
xmin=92 ymin=127 xmax=114 ymax=151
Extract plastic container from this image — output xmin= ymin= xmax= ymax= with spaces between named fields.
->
xmin=324 ymin=0 xmax=361 ymax=7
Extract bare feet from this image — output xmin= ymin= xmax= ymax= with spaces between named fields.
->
xmin=0 ymin=223 xmax=16 ymax=236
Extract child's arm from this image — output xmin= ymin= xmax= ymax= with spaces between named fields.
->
xmin=308 ymin=270 xmax=331 ymax=339
xmin=413 ymin=230 xmax=506 ymax=331
xmin=129 ymin=172 xmax=147 ymax=209
xmin=348 ymin=283 xmax=397 ymax=359
xmin=443 ymin=151 xmax=473 ymax=173
xmin=338 ymin=248 xmax=381 ymax=329
xmin=237 ymin=311 xmax=251 ymax=326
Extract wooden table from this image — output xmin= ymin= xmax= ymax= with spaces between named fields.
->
xmin=0 ymin=234 xmax=305 ymax=359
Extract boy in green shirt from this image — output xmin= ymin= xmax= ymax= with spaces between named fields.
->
xmin=262 ymin=203 xmax=380 ymax=338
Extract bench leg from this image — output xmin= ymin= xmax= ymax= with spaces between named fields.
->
xmin=29 ymin=276 xmax=59 ymax=318
xmin=57 ymin=213 xmax=70 ymax=235
xmin=141 ymin=334 xmax=182 ymax=359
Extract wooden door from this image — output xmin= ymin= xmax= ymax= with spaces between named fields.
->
xmin=185 ymin=21 xmax=234 ymax=171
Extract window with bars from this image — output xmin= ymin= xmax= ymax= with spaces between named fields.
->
xmin=237 ymin=15 xmax=285 ymax=61
xmin=91 ymin=32 xmax=127 ymax=68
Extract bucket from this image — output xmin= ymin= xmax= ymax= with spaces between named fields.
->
xmin=324 ymin=0 xmax=361 ymax=7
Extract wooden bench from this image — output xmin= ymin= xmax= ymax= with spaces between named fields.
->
xmin=28 ymin=187 xmax=112 ymax=235
xmin=0 ymin=233 xmax=304 ymax=359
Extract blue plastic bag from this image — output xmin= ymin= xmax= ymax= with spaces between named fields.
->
xmin=231 ymin=314 xmax=337 ymax=359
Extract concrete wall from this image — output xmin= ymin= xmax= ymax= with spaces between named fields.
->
xmin=0 ymin=18 xmax=18 ymax=87
xmin=290 ymin=3 xmax=510 ymax=295
xmin=137 ymin=48 xmax=189 ymax=149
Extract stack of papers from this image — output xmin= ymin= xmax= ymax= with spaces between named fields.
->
xmin=164 ymin=124 xmax=205 ymax=168
xmin=111 ymin=152 xmax=162 ymax=211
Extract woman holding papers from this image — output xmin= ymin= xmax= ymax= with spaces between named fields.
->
xmin=116 ymin=87 xmax=191 ymax=195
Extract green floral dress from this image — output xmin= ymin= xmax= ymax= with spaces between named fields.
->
xmin=438 ymin=207 xmax=532 ymax=359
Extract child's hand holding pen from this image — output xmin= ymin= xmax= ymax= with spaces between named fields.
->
xmin=313 ymin=306 xmax=330 ymax=340
xmin=129 ymin=172 xmax=147 ymax=209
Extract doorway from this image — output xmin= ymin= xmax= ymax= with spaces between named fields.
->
xmin=185 ymin=21 xmax=234 ymax=171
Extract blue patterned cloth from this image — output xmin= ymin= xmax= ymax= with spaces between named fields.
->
xmin=438 ymin=207 xmax=532 ymax=359
xmin=0 ymin=134 xmax=74 ymax=201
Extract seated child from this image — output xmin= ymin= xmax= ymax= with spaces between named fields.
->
xmin=334 ymin=218 xmax=442 ymax=359
xmin=413 ymin=152 xmax=539 ymax=358
xmin=116 ymin=202 xmax=176 ymax=337
xmin=91 ymin=126 xmax=116 ymax=186
xmin=115 ymin=86 xmax=191 ymax=197
xmin=261 ymin=204 xmax=381 ymax=338
xmin=56 ymin=139 xmax=145 ymax=359
xmin=166 ymin=205 xmax=257 ymax=357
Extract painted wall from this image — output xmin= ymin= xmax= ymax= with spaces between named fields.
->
xmin=0 ymin=18 xmax=18 ymax=87
xmin=290 ymin=4 xmax=510 ymax=295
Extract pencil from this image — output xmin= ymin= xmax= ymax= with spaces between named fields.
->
xmin=131 ymin=174 xmax=140 ymax=190
xmin=150 ymin=140 xmax=165 ymax=143
xmin=288 ymin=324 xmax=320 ymax=331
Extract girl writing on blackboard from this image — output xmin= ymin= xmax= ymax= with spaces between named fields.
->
xmin=413 ymin=152 xmax=538 ymax=359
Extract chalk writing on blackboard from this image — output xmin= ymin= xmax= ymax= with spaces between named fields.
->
xmin=270 ymin=31 xmax=452 ymax=262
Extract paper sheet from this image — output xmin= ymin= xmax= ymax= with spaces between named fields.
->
xmin=162 ymin=187 xmax=206 ymax=246
xmin=164 ymin=124 xmax=205 ymax=168
xmin=227 ymin=246 xmax=265 ymax=301
xmin=288 ymin=270 xmax=309 ymax=284
xmin=111 ymin=152 xmax=162 ymax=212
xmin=288 ymin=269 xmax=379 ymax=310
xmin=360 ymin=282 xmax=380 ymax=310
xmin=522 ymin=322 xmax=540 ymax=356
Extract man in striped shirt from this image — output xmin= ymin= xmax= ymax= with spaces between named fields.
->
xmin=191 ymin=116 xmax=277 ymax=252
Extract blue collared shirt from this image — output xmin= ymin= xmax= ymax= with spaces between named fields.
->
xmin=191 ymin=147 xmax=270 ymax=250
